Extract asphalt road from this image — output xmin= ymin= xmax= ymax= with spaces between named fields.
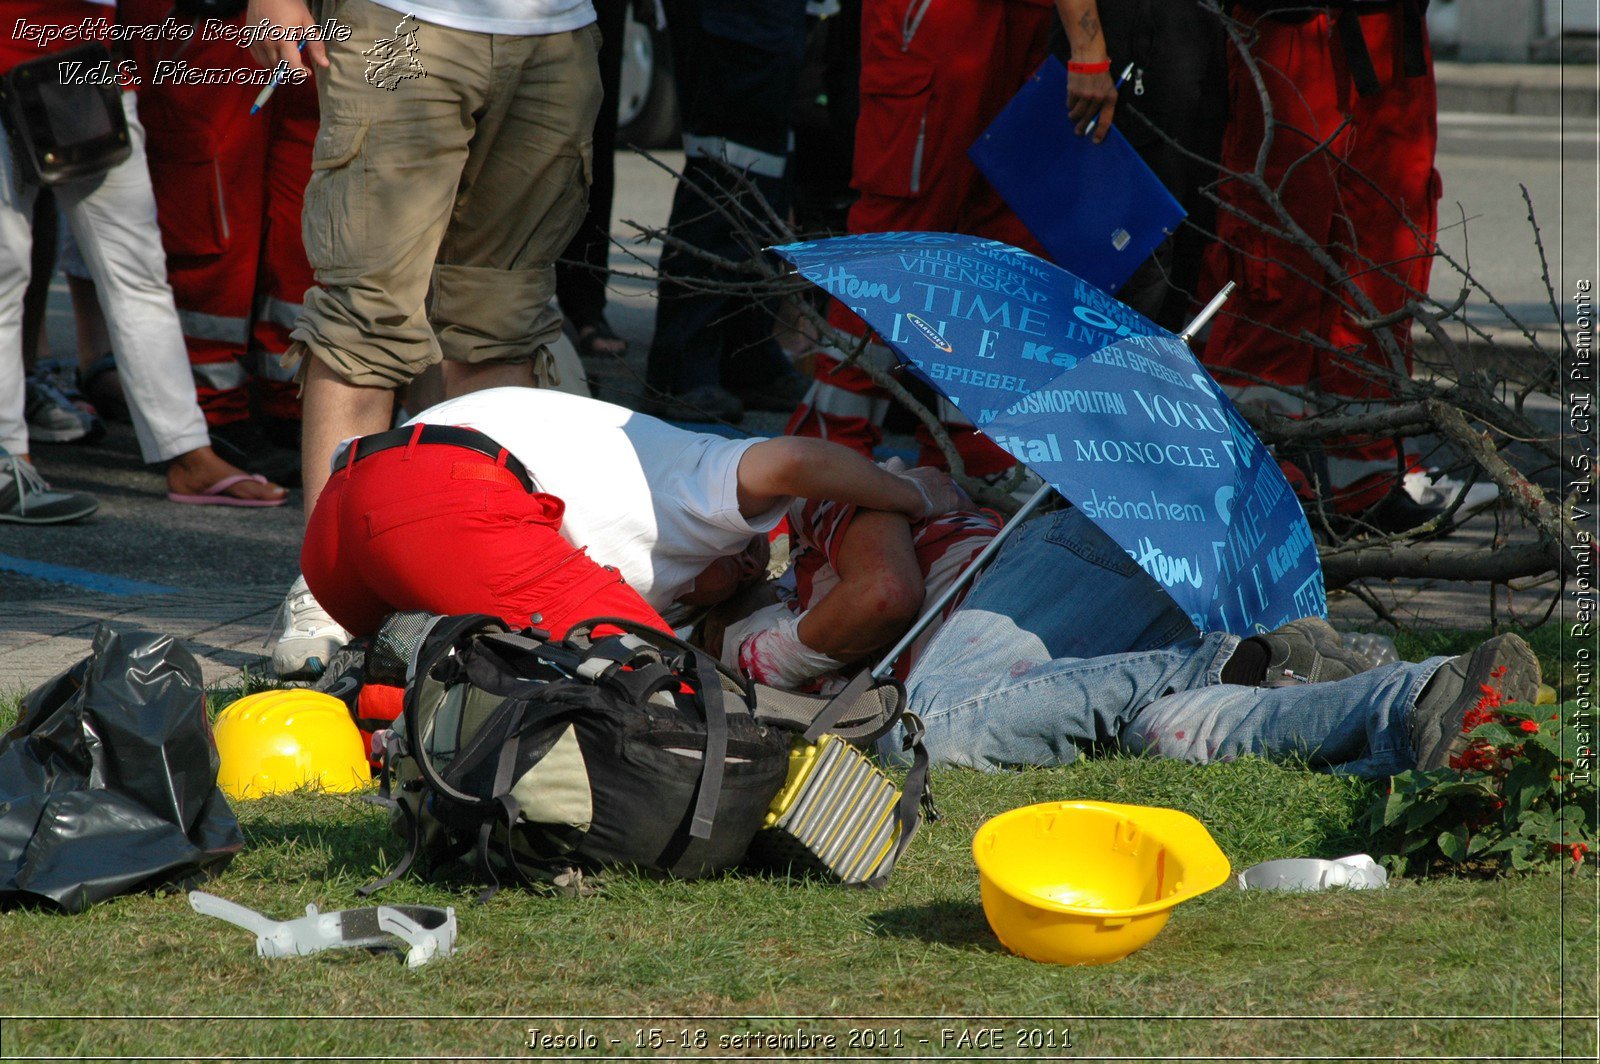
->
xmin=2 ymin=113 xmax=1593 ymax=607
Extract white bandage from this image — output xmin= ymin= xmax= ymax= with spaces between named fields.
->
xmin=736 ymin=609 xmax=846 ymax=689
xmin=899 ymin=474 xmax=935 ymax=521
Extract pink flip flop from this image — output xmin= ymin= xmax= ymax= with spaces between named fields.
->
xmin=167 ymin=473 xmax=288 ymax=508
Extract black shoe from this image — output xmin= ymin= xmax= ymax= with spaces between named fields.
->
xmin=1327 ymin=489 xmax=1454 ymax=539
xmin=210 ymin=419 xmax=302 ymax=488
xmin=732 ymin=369 xmax=809 ymax=414
xmin=639 ymin=385 xmax=744 ymax=425
xmin=1409 ymin=634 xmax=1540 ymax=771
xmin=1254 ymin=617 xmax=1377 ymax=686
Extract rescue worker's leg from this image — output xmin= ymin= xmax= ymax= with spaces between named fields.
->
xmin=431 ymin=24 xmax=604 ymax=398
xmin=788 ymin=0 xmax=1049 ymax=474
xmin=1201 ymin=8 xmax=1438 ymax=520
xmin=251 ymin=79 xmax=320 ymax=436
xmin=644 ymin=0 xmax=808 ymax=421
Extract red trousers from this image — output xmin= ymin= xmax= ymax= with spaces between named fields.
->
xmin=126 ymin=3 xmax=317 ymax=426
xmin=786 ymin=0 xmax=1051 ymax=476
xmin=1199 ymin=7 xmax=1440 ymax=510
xmin=301 ymin=438 xmax=669 ymax=639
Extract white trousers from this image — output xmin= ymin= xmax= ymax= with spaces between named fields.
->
xmin=0 ymin=92 xmax=209 ymax=462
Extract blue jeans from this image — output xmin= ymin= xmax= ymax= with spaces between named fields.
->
xmin=883 ymin=509 xmax=1450 ymax=778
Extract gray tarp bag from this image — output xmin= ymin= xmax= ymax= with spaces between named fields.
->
xmin=0 ymin=625 xmax=244 ymax=913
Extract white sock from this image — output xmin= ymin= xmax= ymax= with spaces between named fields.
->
xmin=737 ymin=610 xmax=846 ymax=689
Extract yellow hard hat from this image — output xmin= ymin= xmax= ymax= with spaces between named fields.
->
xmin=213 ymin=690 xmax=370 ymax=801
xmin=973 ymin=800 xmax=1231 ymax=965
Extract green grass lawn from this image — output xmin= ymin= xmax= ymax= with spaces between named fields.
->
xmin=1 ymin=626 xmax=1595 ymax=1060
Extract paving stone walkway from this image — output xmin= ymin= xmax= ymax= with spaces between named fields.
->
xmin=1 ymin=586 xmax=284 ymax=695
xmin=0 ymin=510 xmax=1558 ymax=699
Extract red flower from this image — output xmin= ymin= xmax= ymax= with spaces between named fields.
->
xmin=1520 ymin=720 xmax=1540 ymax=733
xmin=1573 ymin=844 xmax=1588 ymax=866
xmin=1490 ymin=665 xmax=1508 ymax=679
xmin=1449 ymin=742 xmax=1500 ymax=773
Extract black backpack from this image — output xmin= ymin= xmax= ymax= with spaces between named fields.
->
xmin=361 ymin=615 xmax=927 ymax=897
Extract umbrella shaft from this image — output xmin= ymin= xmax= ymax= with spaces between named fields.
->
xmin=871 ymin=482 xmax=1055 ymax=681
xmin=1178 ymin=281 xmax=1236 ymax=346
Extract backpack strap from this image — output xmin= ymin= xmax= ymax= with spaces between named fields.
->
xmin=474 ymin=700 xmax=531 ymax=904
xmin=355 ymin=779 xmax=421 ymax=898
xmin=864 ymin=712 xmax=936 ymax=888
xmin=686 ymin=650 xmax=728 ymax=841
xmin=579 ymin=635 xmax=680 ymax=705
xmin=405 ymin=621 xmax=581 ymax=814
xmin=750 ymin=673 xmax=907 ymax=746
xmin=567 ymin=616 xmax=757 ymax=712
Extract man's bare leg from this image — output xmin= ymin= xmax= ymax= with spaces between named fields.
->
xmin=301 ymin=356 xmax=394 ymax=521
xmin=441 ymin=358 xmax=536 ymax=397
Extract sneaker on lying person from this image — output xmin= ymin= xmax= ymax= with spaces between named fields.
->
xmin=271 ymin=574 xmax=350 ymax=681
xmin=1404 ymin=468 xmax=1500 ymax=512
xmin=1238 ymin=617 xmax=1380 ymax=687
xmin=0 ymin=452 xmax=98 ymax=524
xmin=1409 ymin=633 xmax=1540 ymax=771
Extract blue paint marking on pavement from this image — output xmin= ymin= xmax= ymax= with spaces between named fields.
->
xmin=0 ymin=553 xmax=178 ymax=597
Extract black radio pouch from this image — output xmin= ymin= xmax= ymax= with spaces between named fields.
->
xmin=1 ymin=43 xmax=132 ymax=187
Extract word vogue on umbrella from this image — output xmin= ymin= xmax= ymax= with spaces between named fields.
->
xmin=775 ymin=232 xmax=1325 ymax=635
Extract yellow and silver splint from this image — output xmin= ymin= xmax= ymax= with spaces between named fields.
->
xmin=752 ymin=734 xmax=906 ymax=885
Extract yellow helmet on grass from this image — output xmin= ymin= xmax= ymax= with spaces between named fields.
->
xmin=213 ymin=691 xmax=369 ymax=801
xmin=973 ymin=800 xmax=1231 ymax=965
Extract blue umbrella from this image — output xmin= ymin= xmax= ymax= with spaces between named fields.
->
xmin=773 ymin=232 xmax=1324 ymax=642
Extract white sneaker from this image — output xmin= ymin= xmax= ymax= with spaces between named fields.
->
xmin=1403 ymin=469 xmax=1500 ymax=511
xmin=0 ymin=451 xmax=99 ymax=524
xmin=270 ymin=575 xmax=350 ymax=680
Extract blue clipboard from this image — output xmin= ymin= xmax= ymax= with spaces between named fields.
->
xmin=969 ymin=55 xmax=1187 ymax=295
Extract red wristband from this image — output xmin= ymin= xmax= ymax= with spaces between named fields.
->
xmin=1067 ymin=59 xmax=1111 ymax=75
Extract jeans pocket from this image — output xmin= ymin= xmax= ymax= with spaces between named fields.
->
xmin=1042 ymin=509 xmax=1138 ymax=576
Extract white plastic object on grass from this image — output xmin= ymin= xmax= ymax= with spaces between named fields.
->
xmin=1237 ymin=854 xmax=1388 ymax=892
xmin=1342 ymin=632 xmax=1399 ymax=668
xmin=189 ymin=891 xmax=457 ymax=968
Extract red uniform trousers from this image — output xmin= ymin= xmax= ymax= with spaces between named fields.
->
xmin=126 ymin=4 xmax=316 ymax=427
xmin=1199 ymin=7 xmax=1440 ymax=512
xmin=301 ymin=437 xmax=669 ymax=640
xmin=785 ymin=0 xmax=1051 ymax=476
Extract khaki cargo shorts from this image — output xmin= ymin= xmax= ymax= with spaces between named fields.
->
xmin=292 ymin=0 xmax=602 ymax=387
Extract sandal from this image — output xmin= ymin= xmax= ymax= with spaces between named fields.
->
xmin=575 ymin=318 xmax=628 ymax=360
xmin=167 ymin=472 xmax=287 ymax=508
xmin=78 ymin=351 xmax=130 ymax=424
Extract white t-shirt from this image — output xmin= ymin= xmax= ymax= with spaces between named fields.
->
xmin=401 ymin=389 xmax=787 ymax=609
xmin=368 ymin=0 xmax=596 ymax=36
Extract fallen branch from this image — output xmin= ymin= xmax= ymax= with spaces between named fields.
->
xmin=1321 ymin=541 xmax=1557 ymax=585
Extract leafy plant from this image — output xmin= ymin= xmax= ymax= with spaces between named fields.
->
xmin=1366 ymin=670 xmax=1594 ymax=875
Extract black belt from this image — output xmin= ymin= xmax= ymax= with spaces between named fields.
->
xmin=348 ymin=424 xmax=534 ymax=492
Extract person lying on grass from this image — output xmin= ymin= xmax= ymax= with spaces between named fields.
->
xmin=697 ymin=492 xmax=1541 ymax=778
xmin=301 ymin=386 xmax=1540 ymax=779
